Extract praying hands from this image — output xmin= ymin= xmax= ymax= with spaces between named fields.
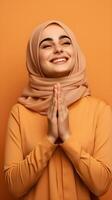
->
xmin=47 ymin=83 xmax=70 ymax=143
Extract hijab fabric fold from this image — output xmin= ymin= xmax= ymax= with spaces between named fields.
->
xmin=18 ymin=20 xmax=90 ymax=115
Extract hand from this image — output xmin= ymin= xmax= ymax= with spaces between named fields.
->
xmin=57 ymin=84 xmax=70 ymax=142
xmin=47 ymin=85 xmax=58 ymax=143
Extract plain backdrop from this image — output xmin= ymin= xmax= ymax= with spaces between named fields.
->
xmin=0 ymin=0 xmax=112 ymax=199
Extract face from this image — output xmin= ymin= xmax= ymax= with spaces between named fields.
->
xmin=39 ymin=24 xmax=75 ymax=78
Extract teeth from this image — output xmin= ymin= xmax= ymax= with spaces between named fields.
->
xmin=52 ymin=58 xmax=67 ymax=63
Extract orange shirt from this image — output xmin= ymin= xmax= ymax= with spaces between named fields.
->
xmin=4 ymin=96 xmax=112 ymax=200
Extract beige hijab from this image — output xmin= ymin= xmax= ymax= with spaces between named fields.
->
xmin=18 ymin=20 xmax=90 ymax=115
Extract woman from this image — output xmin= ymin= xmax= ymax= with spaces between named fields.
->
xmin=4 ymin=20 xmax=112 ymax=200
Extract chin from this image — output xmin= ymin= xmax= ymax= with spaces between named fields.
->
xmin=54 ymin=70 xmax=70 ymax=78
xmin=57 ymin=64 xmax=73 ymax=72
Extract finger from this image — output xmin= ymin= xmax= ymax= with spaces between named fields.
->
xmin=48 ymin=86 xmax=56 ymax=116
xmin=58 ymin=83 xmax=64 ymax=106
xmin=61 ymin=96 xmax=68 ymax=114
xmin=58 ymin=87 xmax=68 ymax=117
xmin=57 ymin=88 xmax=62 ymax=118
xmin=51 ymin=85 xmax=57 ymax=118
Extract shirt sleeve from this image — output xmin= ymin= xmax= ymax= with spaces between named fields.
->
xmin=3 ymin=104 xmax=57 ymax=198
xmin=60 ymin=104 xmax=112 ymax=196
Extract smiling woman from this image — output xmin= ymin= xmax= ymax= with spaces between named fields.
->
xmin=39 ymin=24 xmax=75 ymax=78
xmin=3 ymin=20 xmax=112 ymax=200
xmin=17 ymin=20 xmax=89 ymax=114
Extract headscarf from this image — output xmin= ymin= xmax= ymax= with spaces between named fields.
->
xmin=18 ymin=20 xmax=90 ymax=115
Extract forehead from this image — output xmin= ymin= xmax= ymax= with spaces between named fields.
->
xmin=39 ymin=24 xmax=69 ymax=41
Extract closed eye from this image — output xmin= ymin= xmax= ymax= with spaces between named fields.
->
xmin=42 ymin=44 xmax=52 ymax=49
xmin=63 ymin=42 xmax=71 ymax=45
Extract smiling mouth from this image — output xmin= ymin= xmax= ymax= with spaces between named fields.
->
xmin=50 ymin=57 xmax=69 ymax=64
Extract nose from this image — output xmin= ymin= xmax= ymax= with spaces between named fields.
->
xmin=53 ymin=44 xmax=63 ymax=54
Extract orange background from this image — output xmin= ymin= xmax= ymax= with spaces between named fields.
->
xmin=0 ymin=0 xmax=112 ymax=199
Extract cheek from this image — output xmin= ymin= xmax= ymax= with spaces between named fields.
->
xmin=69 ymin=46 xmax=75 ymax=56
xmin=39 ymin=52 xmax=46 ymax=63
xmin=39 ymin=51 xmax=52 ymax=75
xmin=66 ymin=46 xmax=75 ymax=59
xmin=70 ymin=48 xmax=76 ymax=64
xmin=69 ymin=48 xmax=76 ymax=69
xmin=39 ymin=51 xmax=51 ymax=64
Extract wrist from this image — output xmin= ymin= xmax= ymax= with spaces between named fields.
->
xmin=47 ymin=135 xmax=57 ymax=144
xmin=61 ymin=133 xmax=70 ymax=142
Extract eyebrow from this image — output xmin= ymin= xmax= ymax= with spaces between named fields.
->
xmin=39 ymin=35 xmax=71 ymax=46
